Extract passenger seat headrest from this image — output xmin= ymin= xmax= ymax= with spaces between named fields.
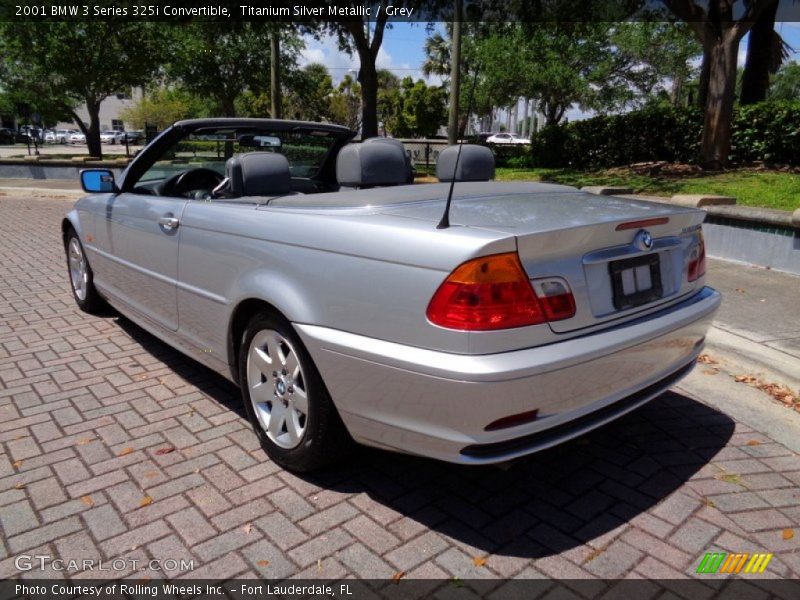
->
xmin=362 ymin=137 xmax=413 ymax=183
xmin=225 ymin=152 xmax=292 ymax=197
xmin=436 ymin=144 xmax=495 ymax=182
xmin=336 ymin=140 xmax=410 ymax=188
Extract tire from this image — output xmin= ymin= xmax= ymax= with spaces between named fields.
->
xmin=64 ymin=229 xmax=106 ymax=314
xmin=238 ymin=310 xmax=351 ymax=472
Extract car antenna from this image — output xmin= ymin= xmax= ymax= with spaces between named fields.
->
xmin=437 ymin=68 xmax=480 ymax=230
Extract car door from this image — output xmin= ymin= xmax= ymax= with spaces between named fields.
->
xmin=96 ymin=192 xmax=187 ymax=331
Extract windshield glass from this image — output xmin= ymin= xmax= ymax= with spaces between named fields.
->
xmin=138 ymin=127 xmax=339 ymax=185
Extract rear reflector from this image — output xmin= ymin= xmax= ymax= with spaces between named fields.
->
xmin=615 ymin=217 xmax=670 ymax=231
xmin=485 ymin=409 xmax=540 ymax=431
xmin=688 ymin=232 xmax=706 ymax=281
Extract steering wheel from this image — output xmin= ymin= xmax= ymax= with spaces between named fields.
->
xmin=161 ymin=168 xmax=224 ymax=198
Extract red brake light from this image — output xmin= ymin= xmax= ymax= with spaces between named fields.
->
xmin=688 ymin=232 xmax=706 ymax=282
xmin=426 ymin=253 xmax=575 ymax=331
xmin=426 ymin=253 xmax=545 ymax=330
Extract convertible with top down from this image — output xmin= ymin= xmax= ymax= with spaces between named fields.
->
xmin=63 ymin=118 xmax=720 ymax=471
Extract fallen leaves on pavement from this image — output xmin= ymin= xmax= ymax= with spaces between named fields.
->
xmin=243 ymin=523 xmax=254 ymax=535
xmin=81 ymin=495 xmax=94 ymax=507
xmin=746 ymin=440 xmax=762 ymax=446
xmin=139 ymin=496 xmax=153 ymax=507
xmin=472 ymin=556 xmax=488 ymax=567
xmin=783 ymin=528 xmax=794 ymax=540
xmin=155 ymin=447 xmax=176 ymax=455
xmin=583 ymin=545 xmax=608 ymax=564
xmin=257 ymin=560 xmax=270 ymax=567
xmin=118 ymin=447 xmax=135 ymax=456
xmin=733 ymin=375 xmax=798 ymax=407
xmin=697 ymin=354 xmax=718 ymax=364
xmin=391 ymin=571 xmax=406 ymax=582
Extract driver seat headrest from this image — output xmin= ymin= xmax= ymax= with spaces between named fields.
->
xmin=221 ymin=152 xmax=292 ymax=197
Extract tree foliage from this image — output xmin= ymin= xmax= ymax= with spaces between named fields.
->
xmin=283 ymin=64 xmax=335 ymax=122
xmin=165 ymin=22 xmax=301 ymax=118
xmin=0 ymin=21 xmax=164 ymax=157
xmin=769 ymin=62 xmax=800 ymax=101
xmin=380 ymin=77 xmax=448 ymax=138
xmin=328 ymin=74 xmax=362 ymax=132
xmin=119 ymin=87 xmax=208 ymax=130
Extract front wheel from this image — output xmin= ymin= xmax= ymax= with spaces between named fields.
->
xmin=65 ymin=230 xmax=106 ymax=314
xmin=239 ymin=311 xmax=351 ymax=472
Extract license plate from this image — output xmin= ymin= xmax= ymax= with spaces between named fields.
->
xmin=609 ymin=253 xmax=663 ymax=310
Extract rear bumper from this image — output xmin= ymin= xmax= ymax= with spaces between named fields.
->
xmin=296 ymin=287 xmax=721 ymax=464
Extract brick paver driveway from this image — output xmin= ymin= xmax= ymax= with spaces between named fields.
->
xmin=1 ymin=194 xmax=799 ymax=583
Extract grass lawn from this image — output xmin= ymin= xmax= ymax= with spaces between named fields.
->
xmin=495 ymin=167 xmax=800 ymax=212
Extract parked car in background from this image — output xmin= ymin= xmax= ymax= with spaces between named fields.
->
xmin=64 ymin=118 xmax=720 ymax=471
xmin=121 ymin=130 xmax=144 ymax=144
xmin=15 ymin=126 xmax=43 ymax=143
xmin=100 ymin=130 xmax=125 ymax=144
xmin=46 ymin=129 xmax=76 ymax=144
xmin=0 ymin=128 xmax=15 ymax=144
xmin=69 ymin=131 xmax=86 ymax=145
xmin=486 ymin=132 xmax=531 ymax=145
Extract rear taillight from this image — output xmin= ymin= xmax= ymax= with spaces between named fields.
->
xmin=688 ymin=232 xmax=706 ymax=282
xmin=532 ymin=278 xmax=576 ymax=322
xmin=426 ymin=253 xmax=575 ymax=331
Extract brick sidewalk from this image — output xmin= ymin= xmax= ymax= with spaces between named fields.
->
xmin=0 ymin=195 xmax=798 ymax=585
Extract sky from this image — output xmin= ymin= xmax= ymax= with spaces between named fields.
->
xmin=299 ymin=22 xmax=441 ymax=85
xmin=299 ymin=21 xmax=800 ymax=126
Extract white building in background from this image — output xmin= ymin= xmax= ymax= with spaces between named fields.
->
xmin=56 ymin=87 xmax=143 ymax=132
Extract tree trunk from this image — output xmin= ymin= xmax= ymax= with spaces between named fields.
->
xmin=447 ymin=2 xmax=462 ymax=144
xmin=521 ymin=98 xmax=529 ymax=138
xmin=698 ymin=46 xmax=711 ymax=109
xmin=81 ymin=97 xmax=102 ymax=159
xmin=357 ymin=55 xmax=378 ymax=139
xmin=221 ymin=97 xmax=236 ymax=118
xmin=701 ymin=33 xmax=739 ymax=169
xmin=270 ymin=32 xmax=282 ymax=118
xmin=740 ymin=0 xmax=779 ymax=105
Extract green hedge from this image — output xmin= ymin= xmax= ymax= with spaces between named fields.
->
xmin=487 ymin=143 xmax=533 ymax=168
xmin=530 ymin=101 xmax=800 ymax=169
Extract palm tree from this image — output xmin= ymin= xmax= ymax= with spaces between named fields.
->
xmin=740 ymin=0 xmax=792 ymax=104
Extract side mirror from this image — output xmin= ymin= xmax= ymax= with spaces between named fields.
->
xmin=80 ymin=169 xmax=116 ymax=193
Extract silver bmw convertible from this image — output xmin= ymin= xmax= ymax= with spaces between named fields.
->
xmin=63 ymin=118 xmax=721 ymax=471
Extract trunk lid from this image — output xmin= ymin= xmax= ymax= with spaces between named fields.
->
xmin=381 ymin=191 xmax=706 ymax=333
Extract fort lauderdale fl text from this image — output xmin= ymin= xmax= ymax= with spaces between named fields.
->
xmin=240 ymin=3 xmax=417 ymax=17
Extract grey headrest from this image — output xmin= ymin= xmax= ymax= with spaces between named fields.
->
xmin=436 ymin=144 xmax=495 ymax=182
xmin=363 ymin=137 xmax=413 ymax=183
xmin=226 ymin=152 xmax=291 ymax=197
xmin=336 ymin=140 xmax=410 ymax=188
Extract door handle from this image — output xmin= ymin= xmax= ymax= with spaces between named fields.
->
xmin=158 ymin=216 xmax=180 ymax=231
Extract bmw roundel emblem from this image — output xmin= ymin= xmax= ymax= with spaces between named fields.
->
xmin=634 ymin=229 xmax=654 ymax=251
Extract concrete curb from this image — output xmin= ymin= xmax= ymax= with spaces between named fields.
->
xmin=580 ymin=185 xmax=634 ymax=195
xmin=704 ymin=326 xmax=800 ymax=393
xmin=670 ymin=194 xmax=736 ymax=208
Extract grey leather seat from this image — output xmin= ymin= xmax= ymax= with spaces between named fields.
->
xmin=336 ymin=139 xmax=411 ymax=188
xmin=436 ymin=144 xmax=495 ymax=182
xmin=214 ymin=152 xmax=293 ymax=198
